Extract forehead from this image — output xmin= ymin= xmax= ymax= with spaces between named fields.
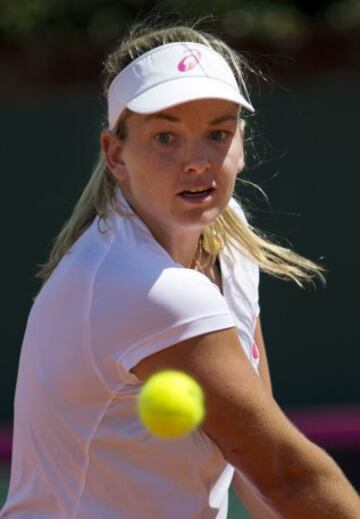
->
xmin=131 ymin=99 xmax=240 ymax=124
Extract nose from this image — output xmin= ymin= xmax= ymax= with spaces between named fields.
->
xmin=183 ymin=147 xmax=211 ymax=175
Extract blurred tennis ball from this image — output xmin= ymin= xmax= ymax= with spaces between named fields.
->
xmin=137 ymin=370 xmax=205 ymax=439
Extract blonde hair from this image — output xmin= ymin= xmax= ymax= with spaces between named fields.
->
xmin=37 ymin=21 xmax=324 ymax=287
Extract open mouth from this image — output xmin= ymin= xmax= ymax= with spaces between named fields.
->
xmin=178 ymin=188 xmax=215 ymax=199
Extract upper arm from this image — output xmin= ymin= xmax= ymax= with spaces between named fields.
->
xmin=231 ymin=469 xmax=279 ymax=519
xmin=131 ymin=326 xmax=322 ymax=499
xmin=255 ymin=316 xmax=273 ymax=395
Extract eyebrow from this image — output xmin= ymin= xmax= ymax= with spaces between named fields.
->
xmin=144 ymin=112 xmax=238 ymax=124
xmin=209 ymin=114 xmax=238 ymax=125
xmin=144 ymin=113 xmax=180 ymax=123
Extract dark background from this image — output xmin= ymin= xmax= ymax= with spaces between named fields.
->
xmin=1 ymin=0 xmax=359 ymax=510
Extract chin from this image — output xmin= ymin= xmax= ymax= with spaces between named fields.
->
xmin=179 ymin=208 xmax=223 ymax=229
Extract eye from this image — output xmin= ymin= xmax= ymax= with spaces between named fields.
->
xmin=154 ymin=132 xmax=175 ymax=145
xmin=209 ymin=130 xmax=231 ymax=142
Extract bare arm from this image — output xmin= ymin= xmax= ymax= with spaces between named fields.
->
xmin=255 ymin=317 xmax=272 ymax=395
xmin=131 ymin=327 xmax=360 ymax=518
xmin=231 ymin=316 xmax=278 ymax=518
xmin=231 ymin=469 xmax=279 ymax=518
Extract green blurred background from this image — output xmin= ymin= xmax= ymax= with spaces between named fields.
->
xmin=1 ymin=0 xmax=360 ymax=516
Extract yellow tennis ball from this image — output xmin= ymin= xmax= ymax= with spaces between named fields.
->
xmin=137 ymin=370 xmax=205 ymax=439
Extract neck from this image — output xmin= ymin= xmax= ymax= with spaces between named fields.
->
xmin=151 ymin=228 xmax=203 ymax=269
xmin=118 ymin=186 xmax=203 ymax=268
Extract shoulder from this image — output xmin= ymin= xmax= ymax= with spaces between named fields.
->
xmin=221 ymin=197 xmax=260 ymax=313
xmin=91 ymin=208 xmax=229 ymax=314
xmin=227 ymin=196 xmax=249 ymax=225
xmin=89 ymin=262 xmax=234 ymax=378
xmin=223 ymin=197 xmax=257 ymax=271
xmin=149 ymin=267 xmax=231 ymax=316
xmin=92 ymin=262 xmax=231 ymax=323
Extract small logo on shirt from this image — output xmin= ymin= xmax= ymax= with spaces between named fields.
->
xmin=252 ymin=341 xmax=259 ymax=360
xmin=177 ymin=50 xmax=201 ymax=72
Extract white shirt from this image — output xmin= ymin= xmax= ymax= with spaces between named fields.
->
xmin=1 ymin=189 xmax=260 ymax=519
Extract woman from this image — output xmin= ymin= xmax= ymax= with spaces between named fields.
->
xmin=1 ymin=23 xmax=359 ymax=519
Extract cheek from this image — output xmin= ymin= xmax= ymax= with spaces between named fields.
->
xmin=126 ymin=147 xmax=174 ymax=196
xmin=227 ymin=139 xmax=245 ymax=174
xmin=220 ymin=149 xmax=244 ymax=180
xmin=135 ymin=142 xmax=168 ymax=170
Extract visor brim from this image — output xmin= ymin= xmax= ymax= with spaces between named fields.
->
xmin=126 ymin=76 xmax=254 ymax=116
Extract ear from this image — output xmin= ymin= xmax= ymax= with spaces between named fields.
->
xmin=100 ymin=131 xmax=128 ymax=182
xmin=237 ymin=117 xmax=246 ymax=176
xmin=237 ymin=154 xmax=245 ymax=175
xmin=236 ymin=135 xmax=246 ymax=176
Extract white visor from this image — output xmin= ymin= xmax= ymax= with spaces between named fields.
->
xmin=108 ymin=42 xmax=255 ymax=130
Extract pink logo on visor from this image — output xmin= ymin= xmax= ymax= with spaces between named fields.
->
xmin=177 ymin=49 xmax=201 ymax=72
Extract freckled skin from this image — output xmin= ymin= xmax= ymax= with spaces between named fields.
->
xmin=101 ymin=99 xmax=245 ymax=268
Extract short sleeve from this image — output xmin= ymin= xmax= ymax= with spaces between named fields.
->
xmin=89 ymin=264 xmax=235 ymax=387
xmin=223 ymin=197 xmax=260 ymax=318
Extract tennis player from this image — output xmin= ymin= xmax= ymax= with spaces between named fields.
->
xmin=1 ymin=23 xmax=359 ymax=519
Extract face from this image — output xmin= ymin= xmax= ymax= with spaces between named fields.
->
xmin=101 ymin=98 xmax=245 ymax=245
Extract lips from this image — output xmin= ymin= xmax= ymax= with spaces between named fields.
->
xmin=178 ymin=186 xmax=216 ymax=195
xmin=177 ymin=188 xmax=216 ymax=202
